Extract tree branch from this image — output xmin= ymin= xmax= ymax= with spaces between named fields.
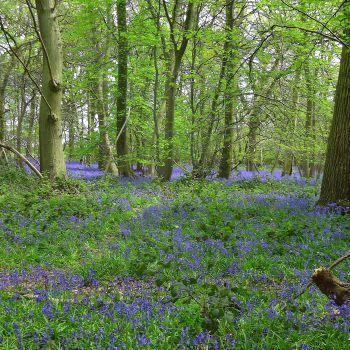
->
xmin=0 ymin=142 xmax=43 ymax=179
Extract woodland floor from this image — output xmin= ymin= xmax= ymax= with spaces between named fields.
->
xmin=0 ymin=163 xmax=350 ymax=349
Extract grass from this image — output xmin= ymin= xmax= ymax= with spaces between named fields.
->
xmin=0 ymin=165 xmax=349 ymax=349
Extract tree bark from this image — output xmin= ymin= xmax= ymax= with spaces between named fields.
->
xmin=319 ymin=43 xmax=350 ymax=205
xmin=116 ymin=0 xmax=130 ymax=176
xmin=35 ymin=0 xmax=66 ymax=179
xmin=312 ymin=268 xmax=350 ymax=305
xmin=282 ymin=69 xmax=300 ymax=176
xmin=27 ymin=91 xmax=37 ymax=156
xmin=301 ymin=61 xmax=315 ymax=178
xmin=218 ymin=0 xmax=235 ymax=179
xmin=159 ymin=0 xmax=195 ymax=181
xmin=0 ymin=56 xmax=13 ymax=143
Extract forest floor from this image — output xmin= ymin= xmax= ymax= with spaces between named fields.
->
xmin=0 ymin=164 xmax=350 ymax=349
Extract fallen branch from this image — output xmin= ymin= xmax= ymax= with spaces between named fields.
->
xmin=281 ymin=249 xmax=350 ymax=309
xmin=0 ymin=142 xmax=43 ymax=179
xmin=312 ymin=267 xmax=350 ymax=305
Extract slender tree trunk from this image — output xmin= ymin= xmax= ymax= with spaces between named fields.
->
xmin=17 ymin=74 xmax=27 ymax=167
xmin=246 ymin=118 xmax=258 ymax=171
xmin=67 ymin=101 xmax=76 ymax=159
xmin=35 ymin=0 xmax=66 ymax=179
xmin=151 ymin=45 xmax=160 ymax=175
xmin=116 ymin=0 xmax=130 ymax=176
xmin=0 ymin=88 xmax=5 ymax=143
xmin=194 ymin=56 xmax=227 ymax=178
xmin=301 ymin=62 xmax=314 ymax=178
xmin=0 ymin=57 xmax=13 ymax=144
xmin=282 ymin=69 xmax=301 ymax=176
xmin=94 ymin=78 xmax=118 ymax=175
xmin=319 ymin=42 xmax=350 ymax=205
xmin=161 ymin=59 xmax=180 ymax=180
xmin=218 ymin=0 xmax=235 ymax=179
xmin=27 ymin=92 xmax=36 ymax=156
xmin=160 ymin=1 xmax=194 ymax=180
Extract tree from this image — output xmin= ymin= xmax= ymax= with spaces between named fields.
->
xmin=0 ymin=53 xmax=13 ymax=143
xmin=159 ymin=0 xmax=195 ymax=181
xmin=116 ymin=0 xmax=130 ymax=176
xmin=319 ymin=38 xmax=350 ymax=205
xmin=35 ymin=0 xmax=66 ymax=179
xmin=218 ymin=0 xmax=236 ymax=179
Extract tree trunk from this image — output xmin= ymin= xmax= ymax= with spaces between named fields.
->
xmin=246 ymin=118 xmax=258 ymax=171
xmin=27 ymin=92 xmax=36 ymax=156
xmin=301 ymin=62 xmax=314 ymax=178
xmin=35 ymin=0 xmax=66 ymax=179
xmin=218 ymin=0 xmax=235 ymax=179
xmin=151 ymin=45 xmax=160 ymax=175
xmin=116 ymin=0 xmax=130 ymax=176
xmin=67 ymin=101 xmax=76 ymax=159
xmin=319 ymin=43 xmax=350 ymax=205
xmin=160 ymin=1 xmax=194 ymax=180
xmin=0 ymin=88 xmax=5 ymax=143
xmin=161 ymin=60 xmax=180 ymax=180
xmin=17 ymin=74 xmax=27 ymax=167
xmin=282 ymin=69 xmax=300 ymax=176
xmin=0 ymin=56 xmax=13 ymax=144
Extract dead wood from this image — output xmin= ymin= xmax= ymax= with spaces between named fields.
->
xmin=312 ymin=267 xmax=350 ymax=305
xmin=0 ymin=142 xmax=43 ymax=179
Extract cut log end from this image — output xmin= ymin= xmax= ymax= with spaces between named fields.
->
xmin=312 ymin=267 xmax=350 ymax=305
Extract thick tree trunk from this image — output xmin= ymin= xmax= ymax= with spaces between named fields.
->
xmin=319 ymin=44 xmax=350 ymax=205
xmin=116 ymin=0 xmax=130 ymax=176
xmin=35 ymin=0 xmax=66 ymax=179
xmin=218 ymin=0 xmax=235 ymax=179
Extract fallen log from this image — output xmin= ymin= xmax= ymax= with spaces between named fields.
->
xmin=0 ymin=142 xmax=43 ymax=179
xmin=312 ymin=268 xmax=350 ymax=305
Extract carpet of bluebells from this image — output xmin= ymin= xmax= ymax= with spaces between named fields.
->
xmin=1 ymin=162 xmax=350 ymax=349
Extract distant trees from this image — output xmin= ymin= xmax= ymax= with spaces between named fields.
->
xmin=0 ymin=0 xmax=346 ymax=182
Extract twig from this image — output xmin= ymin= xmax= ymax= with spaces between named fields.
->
xmin=0 ymin=16 xmax=52 ymax=112
xmin=116 ymin=107 xmax=131 ymax=143
xmin=0 ymin=142 xmax=43 ymax=179
xmin=25 ymin=0 xmax=57 ymax=86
